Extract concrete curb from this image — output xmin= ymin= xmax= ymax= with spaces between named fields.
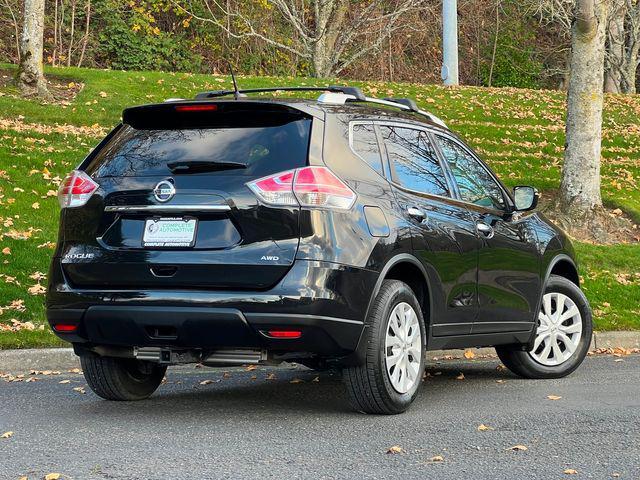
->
xmin=1 ymin=331 xmax=638 ymax=373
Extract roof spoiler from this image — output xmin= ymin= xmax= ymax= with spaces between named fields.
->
xmin=195 ymin=85 xmax=366 ymax=102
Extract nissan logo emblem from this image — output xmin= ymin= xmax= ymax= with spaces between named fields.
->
xmin=153 ymin=180 xmax=175 ymax=203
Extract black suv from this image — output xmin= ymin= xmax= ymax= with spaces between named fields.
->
xmin=47 ymin=86 xmax=592 ymax=414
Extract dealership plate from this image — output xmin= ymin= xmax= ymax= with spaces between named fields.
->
xmin=143 ymin=218 xmax=197 ymax=247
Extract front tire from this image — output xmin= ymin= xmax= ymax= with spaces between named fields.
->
xmin=343 ymin=280 xmax=426 ymax=414
xmin=80 ymin=354 xmax=167 ymax=401
xmin=496 ymin=275 xmax=592 ymax=379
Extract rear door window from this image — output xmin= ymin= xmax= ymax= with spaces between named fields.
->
xmin=380 ymin=125 xmax=449 ymax=196
xmin=350 ymin=123 xmax=384 ymax=176
xmin=85 ymin=119 xmax=312 ymax=178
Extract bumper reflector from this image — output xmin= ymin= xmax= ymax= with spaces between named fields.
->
xmin=53 ymin=324 xmax=78 ymax=333
xmin=266 ymin=330 xmax=302 ymax=339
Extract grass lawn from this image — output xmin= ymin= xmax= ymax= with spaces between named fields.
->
xmin=0 ymin=64 xmax=638 ymax=349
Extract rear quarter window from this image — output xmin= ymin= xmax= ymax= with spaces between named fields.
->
xmin=85 ymin=119 xmax=312 ymax=178
xmin=350 ymin=123 xmax=384 ymax=176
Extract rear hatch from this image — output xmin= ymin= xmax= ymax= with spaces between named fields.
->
xmin=61 ymin=101 xmax=312 ymax=290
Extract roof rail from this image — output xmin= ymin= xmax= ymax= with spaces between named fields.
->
xmin=195 ymin=85 xmax=366 ymax=101
xmin=381 ymin=97 xmax=447 ymax=128
xmin=316 ymin=92 xmax=446 ymax=128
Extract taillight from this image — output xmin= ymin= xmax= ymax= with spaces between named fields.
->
xmin=58 ymin=170 xmax=98 ymax=208
xmin=247 ymin=169 xmax=297 ymax=206
xmin=247 ymin=166 xmax=356 ymax=210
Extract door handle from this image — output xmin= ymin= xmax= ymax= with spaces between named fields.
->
xmin=406 ymin=207 xmax=426 ymax=222
xmin=476 ymin=222 xmax=494 ymax=239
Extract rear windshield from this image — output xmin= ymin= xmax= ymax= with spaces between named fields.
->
xmin=85 ymin=119 xmax=311 ymax=177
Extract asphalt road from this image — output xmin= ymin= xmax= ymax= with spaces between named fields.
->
xmin=1 ymin=354 xmax=639 ymax=480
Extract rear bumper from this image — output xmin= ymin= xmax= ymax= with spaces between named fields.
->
xmin=46 ymin=260 xmax=377 ymax=357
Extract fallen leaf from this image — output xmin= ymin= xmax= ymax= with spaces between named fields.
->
xmin=290 ymin=378 xmax=303 ymax=384
xmin=507 ymin=445 xmax=528 ymax=451
xmin=244 ymin=365 xmax=258 ymax=371
xmin=429 ymin=455 xmax=444 ymax=462
xmin=312 ymin=376 xmax=320 ymax=383
xmin=45 ymin=474 xmax=61 ymax=480
xmin=456 ymin=373 xmax=465 ymax=380
xmin=199 ymin=379 xmax=214 ymax=385
xmin=222 ymin=372 xmax=231 ymax=379
xmin=1 ymin=247 xmax=10 ymax=255
xmin=547 ymin=395 xmax=562 ymax=401
xmin=31 ymin=202 xmax=40 ymax=209
xmin=1 ymin=431 xmax=13 ymax=439
xmin=463 ymin=349 xmax=475 ymax=359
xmin=477 ymin=424 xmax=494 ymax=431
xmin=563 ymin=469 xmax=578 ymax=475
xmin=99 ymin=91 xmax=108 ymax=98
xmin=496 ymin=379 xmax=506 ymax=384
xmin=72 ymin=386 xmax=85 ymax=394
xmin=59 ymin=380 xmax=71 ymax=384
xmin=386 ymin=445 xmax=404 ymax=454
xmin=27 ymin=284 xmax=46 ymax=295
xmin=266 ymin=373 xmax=276 ymax=380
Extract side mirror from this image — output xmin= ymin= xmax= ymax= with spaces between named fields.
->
xmin=513 ymin=186 xmax=539 ymax=211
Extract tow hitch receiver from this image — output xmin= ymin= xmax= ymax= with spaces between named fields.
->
xmin=134 ymin=347 xmax=171 ymax=363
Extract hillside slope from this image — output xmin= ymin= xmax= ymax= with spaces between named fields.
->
xmin=0 ymin=64 xmax=638 ymax=348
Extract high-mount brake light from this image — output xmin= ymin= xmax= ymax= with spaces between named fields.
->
xmin=175 ymin=104 xmax=218 ymax=112
xmin=247 ymin=166 xmax=356 ymax=210
xmin=58 ymin=170 xmax=98 ymax=208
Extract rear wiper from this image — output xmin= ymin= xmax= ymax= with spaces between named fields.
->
xmin=167 ymin=160 xmax=247 ymax=173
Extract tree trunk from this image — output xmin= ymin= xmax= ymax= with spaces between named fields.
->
xmin=605 ymin=1 xmax=625 ymax=93
xmin=560 ymin=0 xmax=608 ymax=215
xmin=311 ymin=0 xmax=348 ymax=78
xmin=17 ymin=0 xmax=52 ymax=99
xmin=621 ymin=33 xmax=639 ymax=94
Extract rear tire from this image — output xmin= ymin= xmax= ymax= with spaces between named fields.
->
xmin=80 ymin=354 xmax=166 ymax=401
xmin=496 ymin=275 xmax=592 ymax=379
xmin=343 ymin=280 xmax=426 ymax=415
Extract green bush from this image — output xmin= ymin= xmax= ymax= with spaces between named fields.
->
xmin=93 ymin=1 xmax=203 ymax=72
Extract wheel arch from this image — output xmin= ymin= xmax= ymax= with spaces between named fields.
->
xmin=366 ymin=254 xmax=432 ymax=326
xmin=524 ymin=254 xmax=580 ymax=350
xmin=342 ymin=253 xmax=432 ymax=367
xmin=547 ymin=256 xmax=580 ymax=286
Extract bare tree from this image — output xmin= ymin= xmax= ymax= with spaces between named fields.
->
xmin=1 ymin=0 xmax=21 ymax=62
xmin=17 ymin=0 xmax=52 ymax=98
xmin=526 ymin=0 xmax=574 ymax=87
xmin=76 ymin=0 xmax=91 ymax=67
xmin=605 ymin=0 xmax=625 ymax=92
xmin=619 ymin=0 xmax=640 ymax=93
xmin=172 ymin=0 xmax=431 ymax=78
xmin=560 ymin=0 xmax=609 ymax=218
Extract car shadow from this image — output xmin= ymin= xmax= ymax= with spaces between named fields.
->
xmin=75 ymin=358 xmax=516 ymax=418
